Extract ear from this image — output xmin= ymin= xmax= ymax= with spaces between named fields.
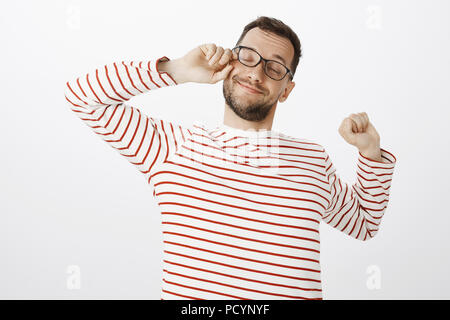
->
xmin=278 ymin=81 xmax=295 ymax=103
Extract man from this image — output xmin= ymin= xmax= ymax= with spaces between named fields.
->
xmin=65 ymin=16 xmax=397 ymax=300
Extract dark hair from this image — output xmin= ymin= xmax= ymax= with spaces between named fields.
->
xmin=235 ymin=16 xmax=302 ymax=81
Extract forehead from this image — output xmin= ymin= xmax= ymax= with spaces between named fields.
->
xmin=240 ymin=27 xmax=294 ymax=66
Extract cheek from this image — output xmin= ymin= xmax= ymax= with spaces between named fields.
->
xmin=229 ymin=63 xmax=239 ymax=78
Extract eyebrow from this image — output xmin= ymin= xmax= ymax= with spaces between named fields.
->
xmin=248 ymin=46 xmax=287 ymax=65
xmin=271 ymin=54 xmax=287 ymax=66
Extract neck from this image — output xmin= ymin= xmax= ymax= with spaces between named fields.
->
xmin=223 ymin=103 xmax=276 ymax=131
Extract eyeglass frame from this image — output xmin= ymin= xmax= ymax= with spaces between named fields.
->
xmin=232 ymin=45 xmax=294 ymax=81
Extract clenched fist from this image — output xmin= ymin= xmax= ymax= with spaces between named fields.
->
xmin=338 ymin=112 xmax=381 ymax=152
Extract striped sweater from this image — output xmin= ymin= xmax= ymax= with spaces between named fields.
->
xmin=64 ymin=56 xmax=397 ymax=300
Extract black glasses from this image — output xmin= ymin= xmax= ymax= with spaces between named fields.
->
xmin=232 ymin=45 xmax=293 ymax=81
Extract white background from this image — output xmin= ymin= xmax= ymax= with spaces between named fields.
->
xmin=1 ymin=0 xmax=449 ymax=299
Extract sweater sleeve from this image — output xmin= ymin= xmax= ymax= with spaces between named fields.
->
xmin=64 ymin=56 xmax=191 ymax=187
xmin=321 ymin=147 xmax=397 ymax=241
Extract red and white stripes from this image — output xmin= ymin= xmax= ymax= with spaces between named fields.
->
xmin=65 ymin=56 xmax=397 ymax=300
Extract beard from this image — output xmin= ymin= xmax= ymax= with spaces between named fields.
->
xmin=222 ymin=77 xmax=280 ymax=122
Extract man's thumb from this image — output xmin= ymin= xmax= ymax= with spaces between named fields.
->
xmin=214 ymin=64 xmax=234 ymax=82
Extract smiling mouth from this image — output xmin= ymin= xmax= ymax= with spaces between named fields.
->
xmin=236 ymin=81 xmax=263 ymax=94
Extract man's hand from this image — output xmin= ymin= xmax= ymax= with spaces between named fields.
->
xmin=161 ymin=43 xmax=237 ymax=85
xmin=338 ymin=112 xmax=382 ymax=160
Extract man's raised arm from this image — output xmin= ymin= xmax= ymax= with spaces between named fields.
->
xmin=64 ymin=44 xmax=236 ymax=185
xmin=65 ymin=57 xmax=178 ymax=109
xmin=321 ymin=147 xmax=397 ymax=241
xmin=63 ymin=56 xmax=186 ymax=186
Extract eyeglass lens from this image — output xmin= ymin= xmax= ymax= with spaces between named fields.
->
xmin=237 ymin=47 xmax=286 ymax=80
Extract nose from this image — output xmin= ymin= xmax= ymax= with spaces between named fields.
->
xmin=245 ymin=60 xmax=265 ymax=83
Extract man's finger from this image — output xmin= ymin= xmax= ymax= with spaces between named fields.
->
xmin=339 ymin=118 xmax=357 ymax=145
xmin=200 ymin=43 xmax=217 ymax=59
xmin=219 ymin=49 xmax=233 ymax=65
xmin=209 ymin=46 xmax=224 ymax=66
xmin=206 ymin=43 xmax=217 ymax=60
xmin=213 ymin=64 xmax=234 ymax=83
xmin=350 ymin=113 xmax=363 ymax=133
xmin=362 ymin=112 xmax=369 ymax=130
